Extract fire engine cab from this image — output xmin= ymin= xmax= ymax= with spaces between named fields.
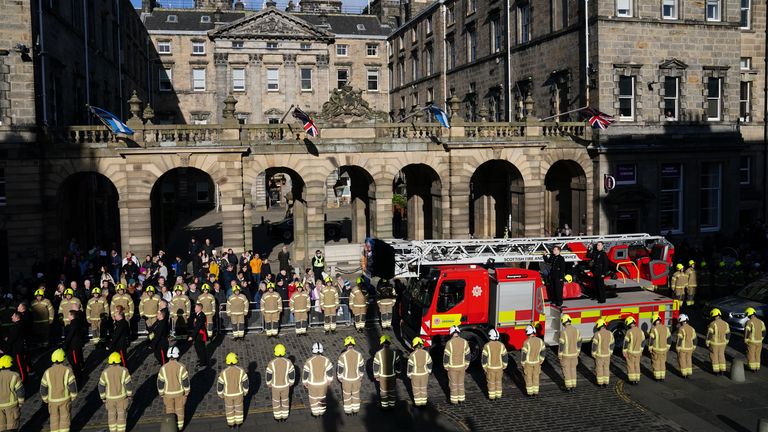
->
xmin=376 ymin=234 xmax=678 ymax=359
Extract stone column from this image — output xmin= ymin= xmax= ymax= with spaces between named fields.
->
xmin=214 ymin=53 xmax=229 ymax=123
xmin=218 ymin=157 xmax=246 ymax=252
xmin=350 ymin=198 xmax=366 ymax=243
xmin=249 ymin=54 xmax=262 ymax=123
xmin=407 ymin=194 xmax=424 ymax=240
xmin=372 ymin=181 xmax=393 ymax=239
xmin=284 ymin=54 xmax=296 ymax=112
xmin=316 ymin=54 xmax=330 ymax=111
xmin=449 ymin=154 xmax=471 ymax=238
xmin=524 ymin=184 xmax=545 ymax=237
xmin=304 ymin=180 xmax=326 ymax=266
xmin=120 ymin=199 xmax=153 ymax=256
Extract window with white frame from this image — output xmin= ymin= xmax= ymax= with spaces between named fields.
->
xmin=336 ymin=44 xmax=348 ymax=56
xmin=232 ymin=68 xmax=246 ymax=91
xmin=427 ymin=87 xmax=434 ymax=103
xmin=266 ymin=42 xmax=279 ymax=50
xmin=411 ymin=55 xmax=418 ymax=80
xmin=740 ymin=81 xmax=751 ymax=122
xmin=663 ymin=77 xmax=679 ymax=120
xmin=707 ymin=77 xmax=722 ymax=121
xmin=0 ymin=168 xmax=5 ymax=206
xmin=517 ymin=4 xmax=531 ymax=44
xmin=700 ymin=162 xmax=722 ymax=231
xmin=446 ymin=39 xmax=455 ymax=69
xmin=447 ymin=5 xmax=455 ymax=25
xmin=659 ymin=163 xmax=683 ymax=233
xmin=398 ymin=35 xmax=404 ymax=50
xmin=300 ymin=68 xmax=312 ymax=91
xmin=300 ymin=42 xmax=311 ymax=50
xmin=367 ymin=69 xmax=379 ymax=91
xmin=192 ymin=68 xmax=206 ymax=91
xmin=200 ymin=15 xmax=210 ymax=23
xmin=397 ymin=62 xmax=404 ymax=85
xmin=740 ymin=57 xmax=752 ymax=70
xmin=491 ymin=17 xmax=502 ymax=53
xmin=426 ymin=16 xmax=433 ymax=34
xmin=411 ymin=28 xmax=417 ymax=43
xmin=706 ymin=0 xmax=721 ymax=21
xmin=740 ymin=156 xmax=751 ymax=185
xmin=337 ymin=68 xmax=349 ymax=88
xmin=425 ymin=47 xmax=433 ymax=75
xmin=616 ymin=0 xmax=632 ymax=17
xmin=159 ymin=67 xmax=172 ymax=91
xmin=192 ymin=41 xmax=205 ymax=55
xmin=366 ymin=44 xmax=378 ymax=56
xmin=467 ymin=28 xmax=477 ymax=62
xmin=467 ymin=0 xmax=476 ymax=14
xmin=233 ymin=40 xmax=244 ymax=49
xmin=157 ymin=41 xmax=171 ymax=54
xmin=740 ymin=0 xmax=751 ymax=29
xmin=662 ymin=0 xmax=677 ymax=19
xmin=618 ymin=75 xmax=635 ymax=120
xmin=267 ymin=68 xmax=279 ymax=91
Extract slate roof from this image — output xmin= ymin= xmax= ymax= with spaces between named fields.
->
xmin=143 ymin=9 xmax=246 ymax=31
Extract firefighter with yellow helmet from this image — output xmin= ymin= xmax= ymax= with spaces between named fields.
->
xmin=670 ymin=264 xmax=687 ymax=302
xmin=591 ymin=318 xmax=614 ymax=387
xmin=706 ymin=308 xmax=730 ymax=374
xmin=260 ymin=282 xmax=283 ymax=337
xmin=290 ymin=282 xmax=311 ymax=335
xmin=558 ymin=314 xmax=580 ymax=391
xmin=521 ymin=325 xmax=545 ymax=396
xmin=0 ymin=355 xmax=24 ymax=431
xmin=377 ymin=280 xmax=396 ymax=329
xmin=373 ymin=334 xmax=400 ymax=409
xmin=443 ymin=326 xmax=470 ymax=404
xmin=58 ymin=288 xmax=82 ymax=327
xmin=217 ymin=352 xmax=249 ymax=427
xmin=139 ymin=285 xmax=161 ymax=328
xmin=675 ymin=314 xmax=697 ymax=378
xmin=227 ymin=285 xmax=249 ymax=339
xmin=110 ymin=283 xmax=134 ymax=321
xmin=99 ymin=352 xmax=133 ymax=432
xmin=41 ymin=349 xmax=78 ymax=432
xmin=320 ymin=277 xmax=340 ymax=333
xmin=407 ymin=337 xmax=432 ymax=406
xmin=482 ymin=329 xmax=508 ymax=400
xmin=648 ymin=313 xmax=671 ymax=381
xmin=744 ymin=307 xmax=765 ymax=371
xmin=337 ymin=336 xmax=365 ymax=414
xmin=197 ymin=284 xmax=217 ymax=338
xmin=169 ymin=285 xmax=191 ymax=338
xmin=266 ymin=344 xmax=294 ymax=421
xmin=31 ymin=288 xmax=54 ymax=346
xmin=86 ymin=287 xmax=107 ymax=344
xmin=684 ymin=260 xmax=698 ymax=306
xmin=622 ymin=316 xmax=645 ymax=384
xmin=349 ymin=278 xmax=368 ymax=332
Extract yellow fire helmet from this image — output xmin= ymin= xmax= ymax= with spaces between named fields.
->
xmin=92 ymin=287 xmax=101 ymax=296
xmin=564 ymin=274 xmax=573 ymax=283
xmin=145 ymin=285 xmax=156 ymax=293
xmin=34 ymin=288 xmax=45 ymax=297
xmin=295 ymin=282 xmax=304 ymax=289
xmin=265 ymin=283 xmax=274 ymax=290
xmin=688 ymin=260 xmax=695 ymax=266
xmin=0 ymin=355 xmax=12 ymax=369
xmin=63 ymin=288 xmax=74 ymax=297
xmin=676 ymin=263 xmax=684 ymax=270
xmin=380 ymin=334 xmax=392 ymax=345
xmin=652 ymin=313 xmax=662 ymax=323
xmin=710 ymin=308 xmax=722 ymax=318
xmin=595 ymin=318 xmax=607 ymax=329
xmin=108 ymin=352 xmax=122 ymax=365
xmin=273 ymin=345 xmax=286 ymax=357
xmin=745 ymin=307 xmax=757 ymax=317
xmin=356 ymin=277 xmax=364 ymax=285
xmin=116 ymin=283 xmax=125 ymax=292
xmin=719 ymin=261 xmax=726 ymax=268
xmin=412 ymin=337 xmax=424 ymax=347
xmin=561 ymin=314 xmax=572 ymax=324
xmin=51 ymin=348 xmax=66 ymax=363
xmin=324 ymin=276 xmax=333 ymax=284
xmin=226 ymin=352 xmax=239 ymax=364
xmin=201 ymin=284 xmax=210 ymax=292
xmin=233 ymin=285 xmax=242 ymax=293
xmin=344 ymin=336 xmax=356 ymax=346
xmin=174 ymin=284 xmax=184 ymax=292
xmin=624 ymin=316 xmax=636 ymax=326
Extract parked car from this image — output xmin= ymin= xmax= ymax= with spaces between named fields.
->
xmin=270 ymin=218 xmax=342 ymax=241
xmin=706 ymin=277 xmax=768 ymax=331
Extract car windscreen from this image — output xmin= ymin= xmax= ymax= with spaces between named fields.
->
xmin=736 ymin=278 xmax=768 ymax=303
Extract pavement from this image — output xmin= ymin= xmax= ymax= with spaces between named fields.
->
xmin=15 ymin=308 xmax=768 ymax=432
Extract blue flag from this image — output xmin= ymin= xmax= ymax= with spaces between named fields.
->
xmin=429 ymin=105 xmax=450 ymax=129
xmin=88 ymin=106 xmax=134 ymax=135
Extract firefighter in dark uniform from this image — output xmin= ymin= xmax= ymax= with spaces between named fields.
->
xmin=63 ymin=309 xmax=85 ymax=383
xmin=544 ymin=247 xmax=566 ymax=307
xmin=587 ymin=242 xmax=610 ymax=303
xmin=376 ymin=279 xmax=396 ymax=329
xmin=373 ymin=335 xmax=399 ymax=409
xmin=188 ymin=302 xmax=208 ymax=368
xmin=407 ymin=337 xmax=432 ymax=406
xmin=311 ymin=250 xmax=325 ymax=282
xmin=111 ymin=309 xmax=130 ymax=368
xmin=3 ymin=312 xmax=27 ymax=383
xmin=148 ymin=309 xmax=170 ymax=365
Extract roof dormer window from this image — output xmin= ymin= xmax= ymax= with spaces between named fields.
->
xmin=166 ymin=14 xmax=178 ymax=23
xmin=201 ymin=15 xmax=211 ymax=23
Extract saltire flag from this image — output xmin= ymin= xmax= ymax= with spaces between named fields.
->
xmin=292 ymin=106 xmax=319 ymax=137
xmin=583 ymin=107 xmax=614 ymax=130
xmin=429 ymin=105 xmax=451 ymax=128
xmin=88 ymin=105 xmax=134 ymax=135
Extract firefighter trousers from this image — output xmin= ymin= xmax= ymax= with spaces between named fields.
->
xmin=48 ymin=400 xmax=71 ymax=432
xmin=674 ymin=289 xmax=685 ymax=302
xmin=224 ymin=396 xmax=244 ymax=425
xmin=163 ymin=396 xmax=186 ymax=429
xmin=651 ymin=350 xmax=668 ymax=380
xmin=625 ymin=353 xmax=642 ymax=382
xmin=378 ymin=377 xmax=396 ymax=408
xmin=204 ymin=313 xmax=213 ymax=337
xmin=294 ymin=312 xmax=308 ymax=334
xmin=230 ymin=315 xmax=245 ymax=338
xmin=709 ymin=344 xmax=727 ymax=373
xmin=747 ymin=343 xmax=762 ymax=370
xmin=0 ymin=405 xmax=19 ymax=431
xmin=340 ymin=379 xmax=361 ymax=413
xmin=264 ymin=312 xmax=280 ymax=335
xmin=322 ymin=308 xmax=337 ymax=331
xmin=105 ymin=398 xmax=128 ymax=432
xmin=144 ymin=316 xmax=157 ymax=328
xmin=523 ymin=363 xmax=541 ymax=395
xmin=308 ymin=384 xmax=328 ymax=416
xmin=271 ymin=387 xmax=289 ymax=420
xmin=677 ymin=349 xmax=693 ymax=376
xmin=484 ymin=368 xmax=503 ymax=399
xmin=410 ymin=374 xmax=428 ymax=406
xmin=89 ymin=320 xmax=101 ymax=342
xmin=446 ymin=368 xmax=466 ymax=403
xmin=594 ymin=356 xmax=611 ymax=385
xmin=352 ymin=311 xmax=366 ymax=329
xmin=685 ymin=287 xmax=696 ymax=306
xmin=560 ymin=356 xmax=578 ymax=389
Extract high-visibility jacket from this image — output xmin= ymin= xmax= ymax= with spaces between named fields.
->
xmin=522 ymin=336 xmax=545 ymax=365
xmin=684 ymin=268 xmax=697 ymax=288
xmin=591 ymin=327 xmax=615 ymax=358
xmin=481 ymin=340 xmax=508 ymax=370
xmin=407 ymin=348 xmax=432 ymax=378
xmin=98 ymin=365 xmax=133 ymax=400
xmin=320 ymin=287 xmax=339 ymax=309
xmin=86 ymin=297 xmax=107 ymax=323
xmin=337 ymin=348 xmax=365 ymax=382
xmin=290 ymin=292 xmax=310 ymax=313
xmin=670 ymin=270 xmax=687 ymax=291
xmin=706 ymin=317 xmax=730 ymax=347
xmin=41 ymin=364 xmax=78 ymax=404
xmin=227 ymin=294 xmax=248 ymax=316
xmin=559 ymin=325 xmax=580 ymax=357
xmin=745 ymin=316 xmax=766 ymax=344
xmin=0 ymin=370 xmax=24 ymax=408
xmin=443 ymin=337 xmax=470 ymax=369
xmin=110 ymin=293 xmax=134 ymax=320
xmin=31 ymin=298 xmax=54 ymax=324
xmin=373 ymin=346 xmax=399 ymax=379
xmin=623 ymin=326 xmax=645 ymax=355
xmin=312 ymin=256 xmax=325 ymax=269
xmin=649 ymin=323 xmax=671 ymax=353
xmin=217 ymin=366 xmax=249 ymax=397
xmin=157 ymin=360 xmax=190 ymax=397
xmin=676 ymin=323 xmax=697 ymax=352
xmin=169 ymin=295 xmax=191 ymax=320
xmin=139 ymin=294 xmax=161 ymax=319
xmin=197 ymin=293 xmax=216 ymax=316
xmin=266 ymin=357 xmax=294 ymax=389
xmin=58 ymin=298 xmax=82 ymax=324
xmin=302 ymin=355 xmax=333 ymax=386
xmin=260 ymin=291 xmax=283 ymax=314
xmin=349 ymin=288 xmax=367 ymax=311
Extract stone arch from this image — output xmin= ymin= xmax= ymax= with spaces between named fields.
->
xmin=57 ymin=172 xmax=121 ymax=252
xmin=470 ymin=160 xmax=526 ymax=238
xmin=394 ymin=163 xmax=443 ymax=240
xmin=327 ymin=165 xmax=376 ymax=243
xmin=544 ymin=160 xmax=588 ymax=235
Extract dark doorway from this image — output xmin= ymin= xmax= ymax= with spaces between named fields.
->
xmin=58 ymin=172 xmax=120 ymax=252
xmin=469 ymin=160 xmax=525 ymax=238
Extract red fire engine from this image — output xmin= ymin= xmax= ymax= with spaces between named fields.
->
xmin=379 ymin=234 xmax=678 ymax=358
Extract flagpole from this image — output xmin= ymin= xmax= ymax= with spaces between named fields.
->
xmin=396 ymin=105 xmax=431 ymax=123
xmin=86 ymin=105 xmax=113 ymax=132
xmin=538 ymin=106 xmax=588 ymax=121
xmin=280 ymin=105 xmax=295 ymax=123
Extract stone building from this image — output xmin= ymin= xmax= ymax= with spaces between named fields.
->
xmin=142 ymin=1 xmax=391 ymax=124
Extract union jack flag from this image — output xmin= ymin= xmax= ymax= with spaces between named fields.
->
xmin=292 ymin=107 xmax=319 ymax=137
xmin=584 ymin=107 xmax=615 ymax=130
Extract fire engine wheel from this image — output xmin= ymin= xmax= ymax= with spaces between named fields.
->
xmin=460 ymin=330 xmax=486 ymax=364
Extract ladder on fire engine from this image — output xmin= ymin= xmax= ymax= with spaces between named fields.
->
xmin=386 ymin=233 xmax=671 ymax=278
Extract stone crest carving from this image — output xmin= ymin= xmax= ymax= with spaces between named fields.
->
xmin=214 ymin=53 xmax=228 ymax=65
xmin=209 ymin=8 xmax=333 ymax=41
xmin=318 ymin=85 xmax=388 ymax=123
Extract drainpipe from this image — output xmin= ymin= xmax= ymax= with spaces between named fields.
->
xmin=116 ymin=0 xmax=124 ymax=118
xmin=83 ymin=0 xmax=91 ymax=122
xmin=584 ymin=0 xmax=590 ymax=107
xmin=506 ymin=0 xmax=512 ymax=120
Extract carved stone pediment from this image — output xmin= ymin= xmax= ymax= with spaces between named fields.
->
xmin=209 ymin=8 xmax=334 ymax=42
xmin=318 ymin=85 xmax=388 ymax=123
xmin=659 ymin=58 xmax=688 ymax=70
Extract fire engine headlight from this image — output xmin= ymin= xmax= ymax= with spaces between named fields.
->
xmin=729 ymin=312 xmax=746 ymax=319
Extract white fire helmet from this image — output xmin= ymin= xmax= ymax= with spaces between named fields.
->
xmin=312 ymin=342 xmax=324 ymax=354
xmin=449 ymin=326 xmax=461 ymax=336
xmin=678 ymin=314 xmax=689 ymax=323
xmin=525 ymin=325 xmax=536 ymax=335
xmin=488 ymin=328 xmax=500 ymax=341
xmin=168 ymin=346 xmax=180 ymax=359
